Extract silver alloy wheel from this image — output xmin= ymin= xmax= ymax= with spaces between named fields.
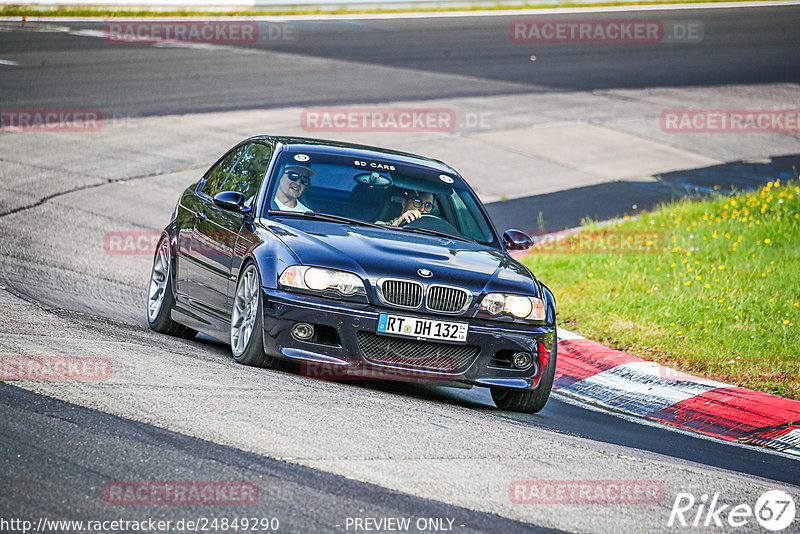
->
xmin=147 ymin=239 xmax=169 ymax=322
xmin=231 ymin=264 xmax=260 ymax=357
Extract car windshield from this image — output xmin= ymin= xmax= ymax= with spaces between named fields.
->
xmin=263 ymin=150 xmax=498 ymax=246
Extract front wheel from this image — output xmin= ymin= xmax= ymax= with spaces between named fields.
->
xmin=491 ymin=333 xmax=557 ymax=414
xmin=230 ymin=262 xmax=278 ymax=369
xmin=147 ymin=236 xmax=196 ymax=339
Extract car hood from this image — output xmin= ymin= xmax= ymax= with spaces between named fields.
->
xmin=261 ymin=218 xmax=539 ymax=296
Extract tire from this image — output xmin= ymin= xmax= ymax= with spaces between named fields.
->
xmin=147 ymin=236 xmax=197 ymax=339
xmin=230 ymin=262 xmax=278 ymax=369
xmin=491 ymin=330 xmax=557 ymax=414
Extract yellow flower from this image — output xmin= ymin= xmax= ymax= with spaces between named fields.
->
xmin=764 ymin=238 xmax=771 ymax=244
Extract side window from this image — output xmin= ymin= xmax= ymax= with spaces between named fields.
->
xmin=200 ymin=145 xmax=247 ymax=198
xmin=221 ymin=143 xmax=272 ymax=208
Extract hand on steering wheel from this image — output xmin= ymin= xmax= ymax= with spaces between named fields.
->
xmin=393 ymin=209 xmax=424 ymax=226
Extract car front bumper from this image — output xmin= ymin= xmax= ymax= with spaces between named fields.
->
xmin=261 ymin=288 xmax=555 ymax=390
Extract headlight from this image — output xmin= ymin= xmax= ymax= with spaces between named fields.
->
xmin=479 ymin=293 xmax=546 ymax=321
xmin=279 ymin=266 xmax=366 ymax=299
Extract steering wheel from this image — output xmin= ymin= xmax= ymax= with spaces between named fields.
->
xmin=398 ymin=213 xmax=441 ymax=227
xmin=401 ymin=214 xmax=463 ymax=237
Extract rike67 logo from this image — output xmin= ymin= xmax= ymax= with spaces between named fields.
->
xmin=668 ymin=490 xmax=796 ymax=531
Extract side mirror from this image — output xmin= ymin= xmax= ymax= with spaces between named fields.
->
xmin=213 ymin=191 xmax=247 ymax=212
xmin=503 ymin=229 xmax=533 ymax=251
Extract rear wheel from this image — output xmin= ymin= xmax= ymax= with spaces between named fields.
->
xmin=491 ymin=332 xmax=557 ymax=414
xmin=230 ymin=262 xmax=278 ymax=369
xmin=147 ymin=237 xmax=196 ymax=339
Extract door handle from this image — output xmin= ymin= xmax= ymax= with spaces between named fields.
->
xmin=197 ymin=211 xmax=207 ymax=222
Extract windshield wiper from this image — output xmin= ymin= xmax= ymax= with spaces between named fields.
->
xmin=267 ymin=210 xmax=384 ymax=229
xmin=396 ymin=225 xmax=477 ymax=244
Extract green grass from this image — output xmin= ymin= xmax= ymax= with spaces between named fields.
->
xmin=0 ymin=0 xmax=764 ymax=18
xmin=523 ymin=179 xmax=800 ymax=399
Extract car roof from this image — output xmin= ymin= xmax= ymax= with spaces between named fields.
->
xmin=247 ymin=135 xmax=461 ymax=179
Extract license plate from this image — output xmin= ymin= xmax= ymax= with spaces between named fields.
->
xmin=377 ymin=313 xmax=468 ymax=343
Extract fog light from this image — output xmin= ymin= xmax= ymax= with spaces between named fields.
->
xmin=512 ymin=351 xmax=533 ymax=370
xmin=292 ymin=323 xmax=314 ymax=340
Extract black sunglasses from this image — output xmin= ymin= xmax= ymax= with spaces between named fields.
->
xmin=411 ymin=198 xmax=434 ymax=210
xmin=285 ymin=172 xmax=310 ymax=186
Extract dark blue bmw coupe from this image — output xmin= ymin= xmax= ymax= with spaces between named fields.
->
xmin=148 ymin=136 xmax=557 ymax=413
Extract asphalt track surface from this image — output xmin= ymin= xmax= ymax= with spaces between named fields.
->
xmin=0 ymin=383 xmax=552 ymax=533
xmin=0 ymin=5 xmax=798 ymax=115
xmin=1 ymin=4 xmax=800 ymax=533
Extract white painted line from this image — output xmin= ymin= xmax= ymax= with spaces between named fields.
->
xmin=0 ymin=59 xmax=20 ymax=66
xmin=769 ymin=428 xmax=800 ymax=451
xmin=556 ymin=327 xmax=585 ymax=341
xmin=551 ymin=390 xmax=800 ymax=461
xmin=68 ymin=28 xmax=106 ymax=38
xmin=559 ymin=360 xmax=729 ymax=416
xmin=1 ymin=1 xmax=798 ymax=23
